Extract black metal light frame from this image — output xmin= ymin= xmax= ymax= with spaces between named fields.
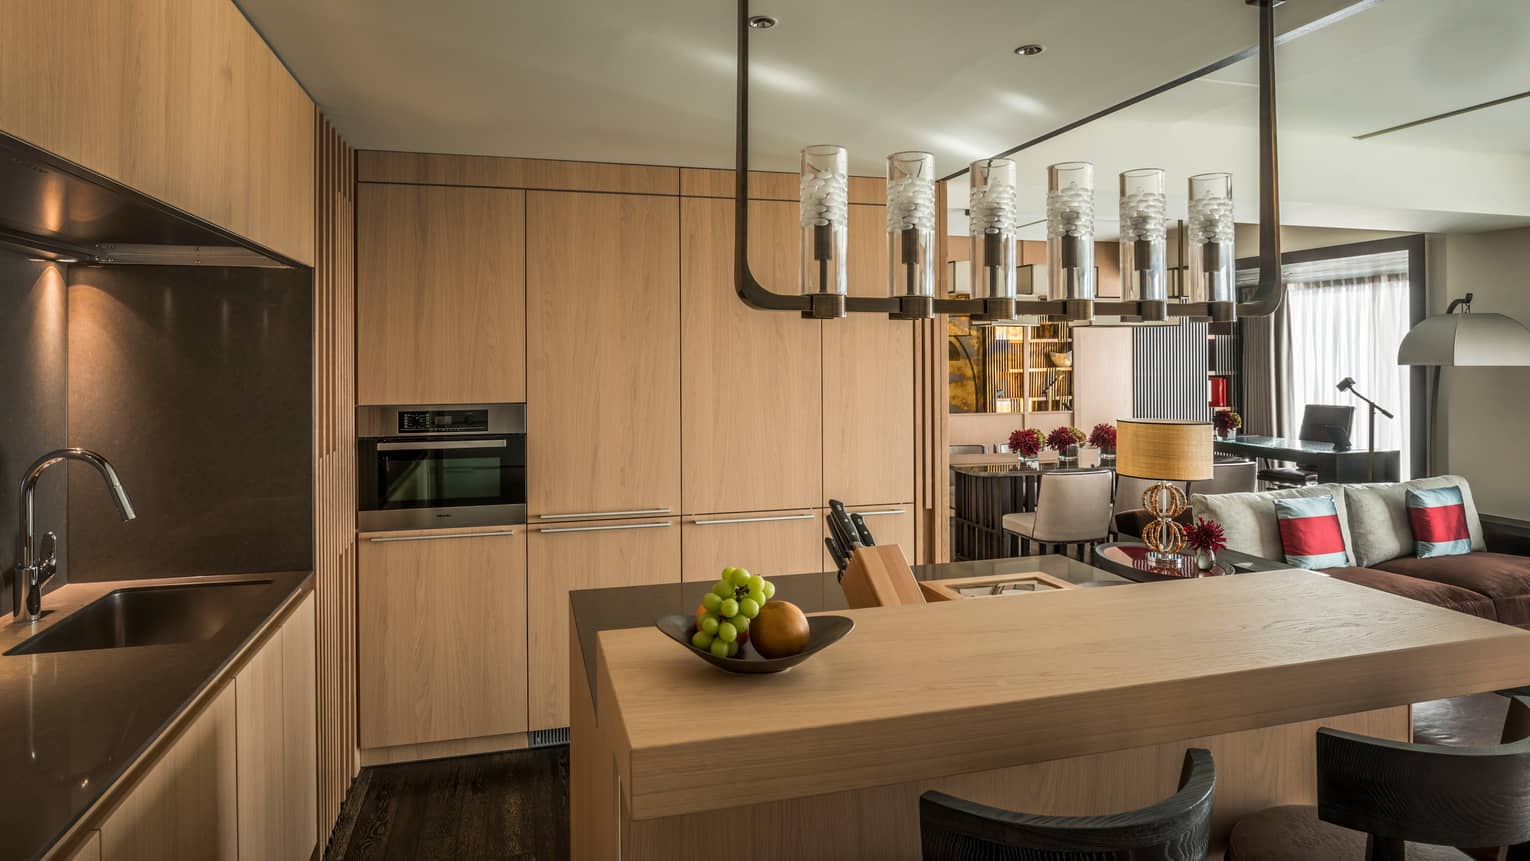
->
xmin=733 ymin=0 xmax=1286 ymax=322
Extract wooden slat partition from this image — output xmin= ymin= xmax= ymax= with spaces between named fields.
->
xmin=313 ymin=113 xmax=358 ymax=848
xmin=914 ymin=181 xmax=952 ymax=563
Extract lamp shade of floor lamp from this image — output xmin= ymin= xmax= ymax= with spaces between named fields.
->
xmin=1398 ymin=294 xmax=1530 ymax=474
xmin=1116 ymin=419 xmax=1214 ymax=567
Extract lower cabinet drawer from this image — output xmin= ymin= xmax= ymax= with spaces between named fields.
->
xmin=528 ymin=517 xmax=679 ymax=731
xmin=681 ymin=511 xmax=824 ymax=583
xmin=358 ymin=529 xmax=528 ymax=749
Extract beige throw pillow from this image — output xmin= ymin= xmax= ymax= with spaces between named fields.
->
xmin=1342 ymin=475 xmax=1484 ymax=567
xmin=1191 ymin=484 xmax=1355 ymax=565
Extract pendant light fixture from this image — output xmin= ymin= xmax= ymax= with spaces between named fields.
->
xmin=731 ymin=0 xmax=1288 ymax=325
xmin=1120 ymin=168 xmax=1168 ymax=323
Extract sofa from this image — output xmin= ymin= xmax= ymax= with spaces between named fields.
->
xmin=1189 ymin=475 xmax=1530 ymax=626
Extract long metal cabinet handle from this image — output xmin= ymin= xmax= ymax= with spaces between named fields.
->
xmin=852 ymin=509 xmax=906 ymax=517
xmin=367 ymin=530 xmax=517 ymax=543
xmin=376 ymin=439 xmax=508 ymax=451
xmin=691 ymin=513 xmax=815 ymax=526
xmin=534 ymin=521 xmax=671 ymax=534
xmin=537 ymin=507 xmax=672 ymax=520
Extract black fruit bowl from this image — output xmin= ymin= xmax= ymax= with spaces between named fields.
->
xmin=654 ymin=613 xmax=854 ymax=674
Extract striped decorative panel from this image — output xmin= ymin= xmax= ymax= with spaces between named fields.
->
xmin=1132 ymin=321 xmax=1211 ymax=421
xmin=314 ymin=113 xmax=359 ymax=850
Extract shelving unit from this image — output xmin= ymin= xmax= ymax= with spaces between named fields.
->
xmin=988 ymin=322 xmax=1073 ymax=414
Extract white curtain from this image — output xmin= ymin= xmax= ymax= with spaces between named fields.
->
xmin=1284 ymin=272 xmax=1411 ymax=479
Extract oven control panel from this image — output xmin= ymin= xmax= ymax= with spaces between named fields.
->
xmin=398 ymin=409 xmax=490 ymax=433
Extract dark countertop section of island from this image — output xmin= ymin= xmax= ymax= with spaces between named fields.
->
xmin=0 ymin=570 xmax=313 ymax=861
xmin=570 ymin=556 xmax=1129 ymax=716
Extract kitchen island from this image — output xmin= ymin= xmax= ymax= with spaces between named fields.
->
xmin=570 ymin=563 xmax=1530 ymax=859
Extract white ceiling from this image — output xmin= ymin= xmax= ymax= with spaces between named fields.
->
xmin=948 ymin=0 xmax=1530 ymax=239
xmin=236 ymin=0 xmax=1356 ymax=176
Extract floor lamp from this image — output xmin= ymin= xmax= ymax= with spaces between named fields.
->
xmin=1397 ymin=293 xmax=1530 ymax=475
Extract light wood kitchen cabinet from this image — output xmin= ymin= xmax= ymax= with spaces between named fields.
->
xmin=236 ymin=592 xmax=318 ymax=861
xmin=845 ymin=504 xmax=916 ymax=565
xmin=528 ymin=192 xmax=681 ymax=520
xmin=0 ymin=0 xmax=315 ymax=264
xmin=823 ymin=204 xmax=916 ymax=508
xmin=358 ymin=530 xmax=528 ymax=749
xmin=99 ymin=682 xmax=238 ymax=861
xmin=680 ymin=197 xmax=822 ymax=514
xmin=681 ymin=511 xmax=823 ymax=583
xmin=528 ymin=518 xmax=680 ymax=730
xmin=357 ymin=184 xmax=526 ymax=405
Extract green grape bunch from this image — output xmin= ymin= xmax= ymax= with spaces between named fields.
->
xmin=691 ymin=566 xmax=777 ymax=658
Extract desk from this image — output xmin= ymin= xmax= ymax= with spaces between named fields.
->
xmin=1213 ymin=434 xmax=1399 ymax=483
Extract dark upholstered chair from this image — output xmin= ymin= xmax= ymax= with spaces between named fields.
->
xmin=1257 ymin=404 xmax=1354 ymax=488
xmin=1228 ymin=693 xmax=1530 ymax=861
xmin=920 ymin=748 xmax=1214 ymax=861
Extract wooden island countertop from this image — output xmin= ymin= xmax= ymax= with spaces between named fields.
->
xmin=580 ymin=570 xmax=1530 ymax=855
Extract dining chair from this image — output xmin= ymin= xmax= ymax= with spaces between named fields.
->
xmin=1188 ymin=459 xmax=1257 ymax=497
xmin=1002 ymin=469 xmax=1114 ymax=559
xmin=1227 ymin=692 xmax=1530 ymax=861
xmin=1257 ymin=404 xmax=1354 ymax=488
xmin=920 ymin=748 xmax=1215 ymax=861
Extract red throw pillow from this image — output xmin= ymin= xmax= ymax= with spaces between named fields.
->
xmin=1273 ymin=495 xmax=1349 ymax=570
xmin=1406 ymin=486 xmax=1472 ymax=558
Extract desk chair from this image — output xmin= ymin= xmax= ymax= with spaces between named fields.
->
xmin=921 ymin=749 xmax=1215 ymax=861
xmin=1002 ymin=469 xmax=1114 ymax=559
xmin=1228 ymin=692 xmax=1530 ymax=861
xmin=1189 ymin=459 xmax=1258 ymax=497
xmin=1257 ymin=404 xmax=1355 ymax=488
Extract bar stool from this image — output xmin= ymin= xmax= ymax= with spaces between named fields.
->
xmin=1227 ymin=692 xmax=1530 ymax=861
xmin=920 ymin=748 xmax=1215 ymax=860
xmin=1002 ymin=469 xmax=1114 ymax=559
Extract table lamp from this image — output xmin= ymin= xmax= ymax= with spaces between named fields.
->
xmin=1116 ymin=419 xmax=1214 ymax=567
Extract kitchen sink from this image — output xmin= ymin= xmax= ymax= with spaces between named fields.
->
xmin=5 ymin=580 xmax=273 ymax=656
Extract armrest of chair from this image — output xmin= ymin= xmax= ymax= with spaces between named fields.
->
xmin=1482 ymin=514 xmax=1530 ymax=558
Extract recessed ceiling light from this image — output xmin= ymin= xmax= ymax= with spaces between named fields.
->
xmin=748 ymin=15 xmax=777 ymax=30
xmin=1013 ymin=44 xmax=1045 ymax=57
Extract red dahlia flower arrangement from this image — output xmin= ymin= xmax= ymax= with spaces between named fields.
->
xmin=1008 ymin=427 xmax=1043 ymax=457
xmin=1088 ymin=422 xmax=1117 ymax=450
xmin=1213 ymin=410 xmax=1243 ymax=435
xmin=1186 ymin=517 xmax=1228 ymax=553
xmin=1046 ymin=426 xmax=1085 ymax=453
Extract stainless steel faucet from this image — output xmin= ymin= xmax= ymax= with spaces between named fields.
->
xmin=13 ymin=448 xmax=136 ymax=621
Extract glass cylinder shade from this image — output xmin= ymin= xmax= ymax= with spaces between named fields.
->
xmin=1047 ymin=162 xmax=1095 ymax=302
xmin=968 ymin=158 xmax=1018 ymax=301
xmin=800 ymin=145 xmax=848 ymax=297
xmin=886 ymin=151 xmax=936 ymax=300
xmin=1187 ymin=173 xmax=1236 ymax=306
xmin=1119 ymin=169 xmax=1167 ymax=305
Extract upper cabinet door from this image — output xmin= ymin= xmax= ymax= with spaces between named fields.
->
xmin=357 ymin=184 xmax=526 ymax=406
xmin=823 ymin=204 xmax=915 ymax=506
xmin=681 ymin=197 xmax=822 ymax=515
xmin=527 ymin=192 xmax=680 ymax=519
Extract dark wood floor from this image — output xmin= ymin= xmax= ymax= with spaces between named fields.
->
xmin=326 ymin=745 xmax=570 ymax=861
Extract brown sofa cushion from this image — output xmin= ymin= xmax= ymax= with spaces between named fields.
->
xmin=1321 ymin=566 xmax=1498 ymax=622
xmin=1373 ymin=553 xmax=1530 ymax=626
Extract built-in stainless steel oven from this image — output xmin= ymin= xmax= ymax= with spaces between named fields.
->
xmin=358 ymin=404 xmax=526 ymax=532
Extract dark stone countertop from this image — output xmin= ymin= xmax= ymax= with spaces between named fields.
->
xmin=569 ymin=556 xmax=1129 ymax=716
xmin=0 ymin=570 xmax=313 ymax=861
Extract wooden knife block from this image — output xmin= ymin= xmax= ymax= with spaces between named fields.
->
xmin=840 ymin=545 xmax=925 ymax=609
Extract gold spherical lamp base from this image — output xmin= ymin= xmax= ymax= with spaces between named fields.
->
xmin=1141 ymin=482 xmax=1189 ymax=567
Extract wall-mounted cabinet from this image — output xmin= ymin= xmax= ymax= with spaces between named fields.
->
xmin=356 ymin=184 xmax=526 ymax=406
xmin=358 ymin=530 xmax=528 ymax=750
xmin=680 ymin=197 xmax=822 ymax=515
xmin=528 ymin=518 xmax=680 ymax=730
xmin=528 ymin=192 xmax=681 ymax=520
xmin=0 ymin=0 xmax=315 ymax=263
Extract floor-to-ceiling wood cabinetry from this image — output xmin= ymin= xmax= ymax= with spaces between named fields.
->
xmin=527 ymin=191 xmax=681 ymax=520
xmin=528 ymin=518 xmax=680 ymax=731
xmin=356 ymin=184 xmax=526 ymax=406
xmin=680 ymin=197 xmax=822 ymax=515
xmin=358 ymin=530 xmax=528 ymax=750
xmin=680 ymin=511 xmax=823 ymax=584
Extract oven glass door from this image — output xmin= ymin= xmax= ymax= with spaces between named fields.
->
xmin=369 ymin=436 xmax=525 ymax=511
